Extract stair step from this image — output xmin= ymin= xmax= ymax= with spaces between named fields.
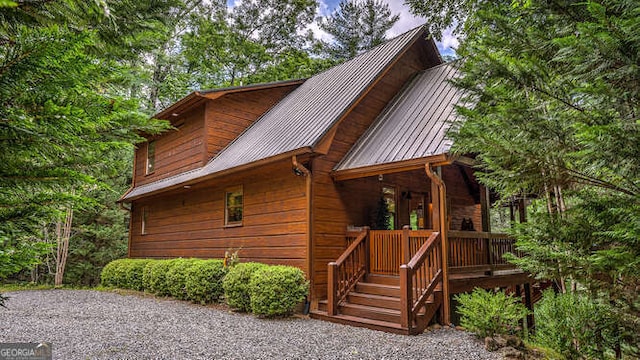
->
xmin=347 ymin=292 xmax=400 ymax=309
xmin=310 ymin=311 xmax=408 ymax=334
xmin=365 ymin=274 xmax=400 ymax=286
xmin=356 ymin=282 xmax=400 ymax=297
xmin=340 ymin=302 xmax=401 ymax=323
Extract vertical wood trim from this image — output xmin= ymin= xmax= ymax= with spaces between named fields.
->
xmin=480 ymin=185 xmax=490 ymax=232
xmin=399 ymin=264 xmax=410 ymax=329
xmin=328 ymin=263 xmax=337 ymax=315
xmin=518 ymin=198 xmax=527 ymax=223
xmin=127 ymin=203 xmax=134 ymax=258
xmin=292 ymin=156 xmax=313 ymax=305
xmin=202 ymin=101 xmax=211 ymax=165
xmin=425 ymin=164 xmax=450 ymax=325
xmin=524 ymin=282 xmax=534 ymax=329
xmin=402 ymin=225 xmax=410 ymax=264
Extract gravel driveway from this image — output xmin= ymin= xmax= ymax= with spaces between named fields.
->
xmin=1 ymin=290 xmax=499 ymax=359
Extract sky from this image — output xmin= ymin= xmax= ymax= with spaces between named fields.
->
xmin=315 ymin=0 xmax=458 ymax=56
xmin=227 ymin=0 xmax=458 ymax=57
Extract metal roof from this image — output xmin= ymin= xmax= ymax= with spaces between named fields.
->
xmin=198 ymin=25 xmax=426 ymax=176
xmin=334 ymin=62 xmax=461 ymax=173
xmin=121 ymin=26 xmax=428 ymax=202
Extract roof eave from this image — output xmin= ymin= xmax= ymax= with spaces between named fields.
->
xmin=119 ymin=147 xmax=314 ymax=203
xmin=331 ymin=153 xmax=452 ymax=181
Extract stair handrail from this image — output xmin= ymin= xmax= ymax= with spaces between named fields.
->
xmin=327 ymin=228 xmax=369 ymax=315
xmin=400 ymin=231 xmax=443 ymax=333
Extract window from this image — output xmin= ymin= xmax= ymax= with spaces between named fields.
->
xmin=141 ymin=206 xmax=148 ymax=235
xmin=146 ymin=141 xmax=155 ymax=174
xmin=225 ymin=186 xmax=243 ymax=226
xmin=382 ymin=186 xmax=396 ymax=230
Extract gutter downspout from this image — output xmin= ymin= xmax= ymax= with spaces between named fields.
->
xmin=292 ymin=156 xmax=313 ymax=311
xmin=425 ymin=163 xmax=451 ymax=326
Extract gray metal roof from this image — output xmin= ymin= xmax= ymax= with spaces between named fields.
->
xmin=334 ymin=62 xmax=461 ymax=172
xmin=199 ymin=25 xmax=426 ymax=176
xmin=121 ymin=26 xmax=427 ymax=202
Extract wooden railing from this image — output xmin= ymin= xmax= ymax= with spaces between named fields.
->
xmin=448 ymin=231 xmax=519 ymax=273
xmin=400 ymin=232 xmax=443 ymax=334
xmin=369 ymin=228 xmax=433 ymax=275
xmin=327 ymin=229 xmax=369 ymax=315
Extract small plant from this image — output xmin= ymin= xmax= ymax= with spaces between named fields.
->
xmin=223 ymin=248 xmax=241 ymax=268
xmin=248 ymin=265 xmax=308 ymax=317
xmin=456 ymin=288 xmax=529 ymax=338
xmin=184 ymin=259 xmax=227 ymax=304
xmin=223 ymin=262 xmax=267 ymax=312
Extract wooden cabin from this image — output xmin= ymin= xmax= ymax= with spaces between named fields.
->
xmin=119 ymin=26 xmax=538 ymax=334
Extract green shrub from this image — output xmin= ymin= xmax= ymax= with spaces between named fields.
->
xmin=143 ymin=259 xmax=175 ymax=296
xmin=248 ymin=265 xmax=308 ymax=317
xmin=534 ymin=290 xmax=621 ymax=359
xmin=100 ymin=258 xmax=153 ymax=290
xmin=166 ymin=258 xmax=198 ymax=300
xmin=124 ymin=259 xmax=154 ymax=291
xmin=455 ymin=288 xmax=529 ymax=338
xmin=223 ymin=262 xmax=268 ymax=312
xmin=184 ymin=259 xmax=227 ymax=304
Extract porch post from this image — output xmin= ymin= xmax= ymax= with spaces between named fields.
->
xmin=402 ymin=225 xmax=410 ymax=264
xmin=426 ymin=164 xmax=450 ymax=326
xmin=480 ymin=185 xmax=491 ymax=233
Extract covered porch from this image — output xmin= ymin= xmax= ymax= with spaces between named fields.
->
xmin=312 ymin=159 xmax=535 ymax=335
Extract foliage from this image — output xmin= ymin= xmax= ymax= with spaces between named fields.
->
xmin=184 ymin=259 xmax=227 ymax=304
xmin=248 ymin=265 xmax=308 ymax=317
xmin=142 ymin=260 xmax=174 ymax=296
xmin=455 ymin=288 xmax=529 ymax=338
xmin=534 ymin=290 xmax=623 ymax=359
xmin=372 ymin=196 xmax=391 ymax=230
xmin=223 ymin=262 xmax=268 ymax=312
xmin=165 ymin=258 xmax=199 ymax=300
xmin=410 ymin=0 xmax=640 ymax=355
xmin=99 ymin=258 xmax=152 ymax=290
xmin=319 ymin=0 xmax=399 ymax=60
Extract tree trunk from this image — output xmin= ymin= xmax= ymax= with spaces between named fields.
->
xmin=54 ymin=207 xmax=73 ymax=286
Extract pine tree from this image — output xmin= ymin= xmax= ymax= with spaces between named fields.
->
xmin=319 ymin=0 xmax=399 ymax=60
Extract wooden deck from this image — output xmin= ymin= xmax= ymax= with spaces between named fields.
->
xmin=311 ymin=229 xmax=536 ymax=334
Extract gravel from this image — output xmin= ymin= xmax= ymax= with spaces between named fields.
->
xmin=1 ymin=290 xmax=500 ymax=360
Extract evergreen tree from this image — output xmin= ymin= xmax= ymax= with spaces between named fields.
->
xmin=409 ymin=0 xmax=639 ymax=355
xmin=319 ymin=0 xmax=399 ymax=60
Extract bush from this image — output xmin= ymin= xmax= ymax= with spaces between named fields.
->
xmin=184 ymin=259 xmax=227 ymax=304
xmin=142 ymin=259 xmax=174 ymax=296
xmin=455 ymin=288 xmax=529 ymax=338
xmin=100 ymin=259 xmax=153 ymax=290
xmin=165 ymin=258 xmax=198 ymax=300
xmin=534 ymin=290 xmax=621 ymax=359
xmin=223 ymin=262 xmax=268 ymax=312
xmin=248 ymin=265 xmax=308 ymax=317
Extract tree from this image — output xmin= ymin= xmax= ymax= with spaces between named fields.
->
xmin=0 ymin=1 xmax=169 ymax=284
xmin=409 ymin=0 xmax=639 ymax=356
xmin=319 ymin=0 xmax=399 ymax=60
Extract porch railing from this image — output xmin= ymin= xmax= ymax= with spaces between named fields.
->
xmin=448 ymin=231 xmax=519 ymax=273
xmin=400 ymin=231 xmax=443 ymax=334
xmin=327 ymin=228 xmax=369 ymax=315
xmin=369 ymin=228 xmax=433 ymax=275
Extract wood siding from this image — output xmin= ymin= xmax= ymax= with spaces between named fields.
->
xmin=204 ymin=86 xmax=299 ymax=159
xmin=135 ymin=105 xmax=206 ymax=186
xmin=129 ymin=160 xmax=309 ymax=272
xmin=442 ymin=166 xmax=482 ymax=232
xmin=310 ymin=42 xmax=438 ymax=302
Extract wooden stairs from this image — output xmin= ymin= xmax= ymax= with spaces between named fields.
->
xmin=312 ymin=274 xmax=443 ymax=335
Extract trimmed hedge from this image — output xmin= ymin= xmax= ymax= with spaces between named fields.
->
xmin=142 ymin=259 xmax=175 ymax=296
xmin=101 ymin=258 xmax=310 ymax=318
xmin=249 ymin=265 xmax=309 ymax=317
xmin=223 ymin=262 xmax=268 ymax=312
xmin=185 ymin=259 xmax=227 ymax=304
xmin=100 ymin=259 xmax=153 ymax=290
xmin=166 ymin=258 xmax=199 ymax=300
